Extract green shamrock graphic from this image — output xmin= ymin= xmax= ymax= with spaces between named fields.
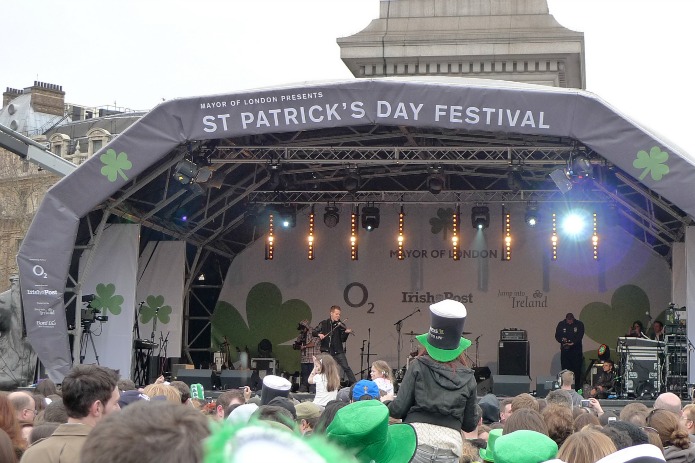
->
xmin=90 ymin=283 xmax=123 ymax=316
xmin=579 ymin=284 xmax=665 ymax=350
xmin=430 ymin=207 xmax=455 ymax=240
xmin=633 ymin=146 xmax=669 ymax=181
xmin=139 ymin=295 xmax=172 ymax=324
xmin=211 ymin=282 xmax=312 ymax=373
xmin=100 ymin=148 xmax=132 ymax=182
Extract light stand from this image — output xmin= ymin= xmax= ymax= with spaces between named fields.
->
xmin=358 ymin=328 xmax=376 ymax=379
xmin=394 ymin=308 xmax=421 ymax=375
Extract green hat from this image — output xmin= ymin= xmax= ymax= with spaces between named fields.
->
xmin=416 ymin=299 xmax=471 ymax=362
xmin=190 ymin=383 xmax=204 ymax=400
xmin=493 ymin=430 xmax=558 ymax=463
xmin=479 ymin=429 xmax=503 ymax=462
xmin=326 ymin=400 xmax=416 ymax=463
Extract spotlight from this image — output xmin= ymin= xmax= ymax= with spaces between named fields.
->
xmin=525 ymin=204 xmax=540 ymax=227
xmin=277 ymin=206 xmax=296 ymax=228
xmin=570 ymin=155 xmax=593 ymax=179
xmin=324 ymin=205 xmax=340 ymax=228
xmin=361 ymin=206 xmax=380 ymax=231
xmin=343 ymin=169 xmax=361 ymax=193
xmin=427 ymin=167 xmax=445 ymax=194
xmin=471 ymin=206 xmax=490 ymax=230
xmin=561 ymin=212 xmax=586 ymax=236
xmin=549 ymin=168 xmax=572 ymax=194
xmin=174 ymin=159 xmax=198 ymax=185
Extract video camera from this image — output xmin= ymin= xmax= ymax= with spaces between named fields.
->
xmin=80 ymin=294 xmax=108 ymax=326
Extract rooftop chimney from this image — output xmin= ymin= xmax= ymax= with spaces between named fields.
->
xmin=3 ymin=87 xmax=24 ymax=108
xmin=26 ymin=81 xmax=65 ymax=116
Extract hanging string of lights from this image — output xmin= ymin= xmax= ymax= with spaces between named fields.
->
xmin=265 ymin=213 xmax=274 ymax=260
xmin=397 ymin=206 xmax=405 ymax=260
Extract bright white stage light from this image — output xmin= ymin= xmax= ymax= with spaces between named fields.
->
xmin=562 ymin=213 xmax=586 ymax=236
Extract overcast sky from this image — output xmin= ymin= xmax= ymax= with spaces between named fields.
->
xmin=3 ymin=0 xmax=693 ymax=155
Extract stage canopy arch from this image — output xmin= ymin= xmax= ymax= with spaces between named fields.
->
xmin=17 ymin=77 xmax=695 ymax=382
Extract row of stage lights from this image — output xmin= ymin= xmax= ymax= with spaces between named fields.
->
xmin=265 ymin=205 xmax=600 ymax=261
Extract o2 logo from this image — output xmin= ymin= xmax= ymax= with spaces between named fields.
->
xmin=33 ymin=265 xmax=48 ymax=279
xmin=343 ymin=282 xmax=375 ymax=313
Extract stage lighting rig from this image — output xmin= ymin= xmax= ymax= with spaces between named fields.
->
xmin=471 ymin=206 xmax=490 ymax=230
xmin=324 ymin=205 xmax=340 ymax=228
xmin=361 ymin=205 xmax=380 ymax=231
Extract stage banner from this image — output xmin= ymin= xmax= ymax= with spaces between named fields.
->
xmin=136 ymin=241 xmax=185 ymax=359
xmin=78 ymin=224 xmax=139 ymax=376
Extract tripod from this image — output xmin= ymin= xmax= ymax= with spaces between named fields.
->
xmin=80 ymin=321 xmax=100 ymax=365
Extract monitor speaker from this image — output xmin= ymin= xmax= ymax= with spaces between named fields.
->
xmin=492 ymin=375 xmax=530 ymax=396
xmin=220 ymin=370 xmax=252 ymax=389
xmin=498 ymin=340 xmax=530 ymax=376
xmin=175 ymin=369 xmax=213 ymax=390
xmin=535 ymin=375 xmax=556 ymax=398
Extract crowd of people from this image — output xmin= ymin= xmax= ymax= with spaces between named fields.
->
xmin=0 ymin=300 xmax=692 ymax=462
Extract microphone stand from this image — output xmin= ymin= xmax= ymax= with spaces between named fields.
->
xmin=394 ymin=308 xmax=420 ymax=375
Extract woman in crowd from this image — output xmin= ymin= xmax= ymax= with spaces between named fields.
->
xmin=646 ymin=408 xmax=695 ymax=462
xmin=370 ymin=359 xmax=395 ymax=399
xmin=309 ymin=353 xmax=341 ymax=407
xmin=388 ymin=300 xmax=478 ymax=463
xmin=557 ymin=425 xmax=616 ymax=463
xmin=0 ymin=395 xmax=25 ymax=460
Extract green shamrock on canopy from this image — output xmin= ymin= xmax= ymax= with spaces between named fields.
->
xmin=100 ymin=148 xmax=132 ymax=182
xmin=430 ymin=207 xmax=455 ymax=240
xmin=633 ymin=146 xmax=669 ymax=181
xmin=211 ymin=282 xmax=312 ymax=373
xmin=90 ymin=283 xmax=123 ymax=316
xmin=139 ymin=295 xmax=172 ymax=324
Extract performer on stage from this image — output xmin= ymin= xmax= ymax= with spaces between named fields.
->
xmin=554 ymin=312 xmax=584 ymax=388
xmin=589 ymin=359 xmax=616 ymax=399
xmin=312 ymin=305 xmax=356 ymax=385
xmin=294 ymin=319 xmax=320 ymax=393
xmin=627 ymin=320 xmax=647 ymax=338
xmin=651 ymin=320 xmax=665 ymax=342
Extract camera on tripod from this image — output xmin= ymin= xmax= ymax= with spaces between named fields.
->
xmin=80 ymin=294 xmax=108 ymax=327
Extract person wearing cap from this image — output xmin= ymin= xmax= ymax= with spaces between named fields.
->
xmin=495 ymin=430 xmax=558 ymax=463
xmin=555 ymin=312 xmax=585 ymax=388
xmin=351 ymin=380 xmax=380 ymax=402
xmin=295 ymin=401 xmax=322 ymax=435
xmin=387 ymin=299 xmax=478 ymax=463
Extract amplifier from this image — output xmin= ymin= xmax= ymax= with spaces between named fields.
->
xmin=665 ymin=324 xmax=686 ymax=335
xmin=500 ymin=329 xmax=527 ymax=341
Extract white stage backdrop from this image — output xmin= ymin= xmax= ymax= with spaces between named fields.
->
xmin=78 ymin=224 xmax=139 ymax=376
xmin=136 ymin=241 xmax=185 ymax=358
xmin=212 ymin=204 xmax=672 ymax=381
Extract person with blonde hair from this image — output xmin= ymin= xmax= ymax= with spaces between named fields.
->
xmin=682 ymin=404 xmax=695 ymax=435
xmin=142 ymin=383 xmax=181 ymax=403
xmin=646 ymin=408 xmax=695 ymax=462
xmin=370 ymin=360 xmax=395 ymax=399
xmin=310 ymin=353 xmax=341 ymax=407
xmin=557 ymin=426 xmax=616 ymax=463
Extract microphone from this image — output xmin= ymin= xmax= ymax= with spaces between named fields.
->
xmin=645 ymin=311 xmax=652 ymax=320
xmin=416 ymin=308 xmax=421 ymax=313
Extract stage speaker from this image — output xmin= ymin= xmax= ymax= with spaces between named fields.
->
xmin=535 ymin=375 xmax=556 ymax=398
xmin=473 ymin=366 xmax=492 ymax=383
xmin=220 ymin=370 xmax=252 ymax=389
xmin=172 ymin=363 xmax=194 ymax=380
xmin=492 ymin=375 xmax=530 ymax=396
xmin=477 ymin=378 xmax=493 ymax=396
xmin=176 ymin=369 xmax=213 ymax=390
xmin=498 ymin=340 xmax=530 ymax=376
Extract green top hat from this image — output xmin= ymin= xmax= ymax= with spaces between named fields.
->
xmin=416 ymin=299 xmax=472 ymax=362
